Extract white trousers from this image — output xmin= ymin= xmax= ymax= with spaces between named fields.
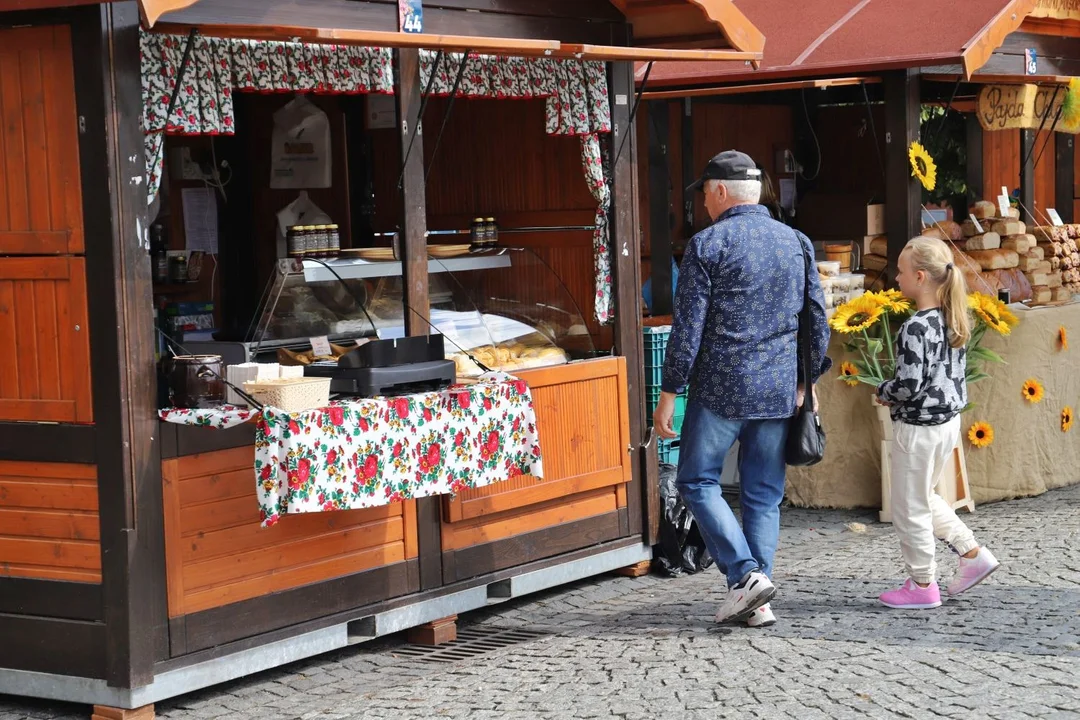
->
xmin=890 ymin=417 xmax=979 ymax=584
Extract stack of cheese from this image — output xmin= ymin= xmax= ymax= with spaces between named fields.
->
xmin=862 ymin=236 xmax=889 ymax=290
xmin=1031 ymin=224 xmax=1080 ymax=302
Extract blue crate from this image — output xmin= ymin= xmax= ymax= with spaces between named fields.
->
xmin=658 ymin=438 xmax=680 ymax=466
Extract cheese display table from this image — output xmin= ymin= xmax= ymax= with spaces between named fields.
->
xmin=789 ymin=301 xmax=1080 ymax=508
xmin=160 ymin=375 xmax=543 ymax=526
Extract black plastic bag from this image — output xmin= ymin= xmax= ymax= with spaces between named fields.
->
xmin=654 ymin=463 xmax=714 ymax=577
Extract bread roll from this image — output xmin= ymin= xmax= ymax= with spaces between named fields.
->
xmin=869 ymin=237 xmax=889 ymax=257
xmin=986 ymin=268 xmax=1032 ymax=302
xmin=1027 ymin=246 xmax=1045 ymax=261
xmin=974 ymin=271 xmax=1005 ymax=295
xmin=1018 ymin=254 xmax=1045 ymax=272
xmin=992 ymin=220 xmax=1025 ymax=236
xmin=965 ymin=232 xmax=1001 ymax=251
xmin=862 ymin=253 xmax=888 ymax=272
xmin=1006 ymin=206 xmax=1021 ymax=219
xmin=967 ymin=248 xmax=1020 ymax=270
xmin=1001 ymin=234 xmax=1034 ymax=254
xmin=961 ymin=220 xmax=981 ymax=238
xmin=1031 ymin=285 xmax=1052 ymax=304
xmin=1053 ymin=286 xmax=1073 ymax=302
xmin=1048 ymin=271 xmax=1063 ymax=289
xmin=972 ymin=201 xmax=997 ymax=219
xmin=921 ymin=226 xmax=949 ymax=241
xmin=1027 ymin=270 xmax=1050 ymax=287
xmin=939 ymin=220 xmax=963 ymax=241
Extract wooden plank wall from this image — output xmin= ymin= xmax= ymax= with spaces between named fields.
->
xmin=161 ymin=446 xmax=418 ymax=617
xmin=983 ymin=129 xmax=1056 ymax=217
xmin=0 ymin=24 xmax=93 ymax=424
xmin=440 ymin=358 xmax=630 ymax=561
xmin=0 ymin=460 xmax=100 ymax=582
xmin=369 ymin=97 xmax=612 ymax=348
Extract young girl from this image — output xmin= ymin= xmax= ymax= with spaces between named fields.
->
xmin=876 ymin=236 xmax=1000 ymax=609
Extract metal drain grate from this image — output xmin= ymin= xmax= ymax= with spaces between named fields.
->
xmin=395 ymin=626 xmax=549 ymax=663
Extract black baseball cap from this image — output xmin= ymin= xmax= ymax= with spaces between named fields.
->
xmin=687 ymin=150 xmax=761 ymax=193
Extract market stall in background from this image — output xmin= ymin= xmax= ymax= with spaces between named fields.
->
xmin=0 ymin=1 xmax=766 ymax=718
xmin=633 ymin=0 xmax=1080 ymax=509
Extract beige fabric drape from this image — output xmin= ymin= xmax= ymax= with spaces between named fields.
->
xmin=787 ymin=301 xmax=1080 ymax=508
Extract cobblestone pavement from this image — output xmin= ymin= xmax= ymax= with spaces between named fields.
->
xmin=4 ymin=485 xmax=1079 ymax=720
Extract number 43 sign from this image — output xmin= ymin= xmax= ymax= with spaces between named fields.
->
xmin=399 ymin=0 xmax=423 ymax=33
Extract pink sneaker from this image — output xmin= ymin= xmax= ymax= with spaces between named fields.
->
xmin=879 ymin=579 xmax=942 ymax=609
xmin=947 ymin=547 xmax=1000 ymax=596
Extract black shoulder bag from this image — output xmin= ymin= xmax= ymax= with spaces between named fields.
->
xmin=785 ymin=246 xmax=826 ymax=467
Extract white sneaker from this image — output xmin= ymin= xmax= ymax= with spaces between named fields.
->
xmin=715 ymin=571 xmax=776 ymax=623
xmin=947 ymin=547 xmax=1000 ymax=596
xmin=746 ymin=603 xmax=776 ymax=628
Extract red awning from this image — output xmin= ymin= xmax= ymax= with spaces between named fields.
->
xmin=640 ymin=0 xmax=1036 ymax=88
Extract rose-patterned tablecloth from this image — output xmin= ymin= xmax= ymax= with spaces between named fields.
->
xmin=159 ymin=376 xmax=543 ymax=527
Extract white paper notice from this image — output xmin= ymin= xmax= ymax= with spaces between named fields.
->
xmin=182 ymin=187 xmax=219 ymax=254
xmin=310 ymin=336 xmax=332 ymax=356
xmin=997 ymin=195 xmax=1011 ymax=218
xmin=1048 ymin=208 xmax=1064 ymax=226
xmin=969 ymin=214 xmax=984 ymax=234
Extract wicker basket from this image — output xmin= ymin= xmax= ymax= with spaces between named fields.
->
xmin=244 ymin=377 xmax=331 ymax=412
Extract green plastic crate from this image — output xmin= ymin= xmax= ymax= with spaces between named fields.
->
xmin=643 ymin=326 xmax=672 ymax=388
xmin=658 ymin=438 xmax=680 ymax=466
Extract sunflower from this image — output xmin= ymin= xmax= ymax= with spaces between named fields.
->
xmin=829 ymin=294 xmax=885 ymax=334
xmin=1063 ymin=77 xmax=1080 ymax=131
xmin=908 ymin=141 xmax=937 ymax=192
xmin=1022 ymin=378 xmax=1045 ymax=404
xmin=968 ymin=292 xmax=1019 ymax=336
xmin=968 ymin=421 xmax=994 ymax=448
xmin=873 ymin=289 xmax=912 ymax=314
xmin=1063 ymin=406 xmax=1075 ymax=432
xmin=1059 ymin=326 xmax=1069 ymax=351
xmin=839 ymin=361 xmax=860 ymax=387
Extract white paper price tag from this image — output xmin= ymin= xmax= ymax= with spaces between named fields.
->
xmin=1048 ymin=208 xmax=1064 ymax=226
xmin=1001 ymin=186 xmax=1009 ymax=198
xmin=310 ymin=336 xmax=332 ymax=356
xmin=969 ymin=214 xmax=984 ymax=234
xmin=997 ymin=195 xmax=1011 ymax=218
xmin=354 ymin=337 xmax=371 ymax=348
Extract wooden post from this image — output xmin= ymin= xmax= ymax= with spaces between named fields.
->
xmin=1020 ymin=129 xmax=1036 ymax=223
xmin=966 ymin=114 xmax=984 ymax=208
xmin=407 ymin=614 xmax=457 ymax=646
xmin=393 ymin=48 xmax=441 ymax=590
xmin=83 ymin=1 xmax=168 ymax=687
xmin=681 ymin=98 xmax=696 ymax=237
xmin=92 ymin=706 xmax=154 ymax=720
xmin=647 ymin=100 xmax=673 ymax=316
xmin=884 ymin=69 xmax=922 ymax=276
xmin=1056 ymin=132 xmax=1075 ymax=223
xmin=610 ymin=61 xmax=656 ymax=544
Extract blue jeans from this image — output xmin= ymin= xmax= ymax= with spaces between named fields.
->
xmin=675 ymin=400 xmax=789 ymax=588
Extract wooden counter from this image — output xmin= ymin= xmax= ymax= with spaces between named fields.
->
xmin=156 ymin=356 xmax=633 ymax=654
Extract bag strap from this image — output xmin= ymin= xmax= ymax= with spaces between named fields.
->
xmin=798 ymin=243 xmax=816 ymax=413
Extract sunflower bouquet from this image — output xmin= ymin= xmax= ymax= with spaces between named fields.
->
xmin=830 ymin=290 xmax=1017 ymax=393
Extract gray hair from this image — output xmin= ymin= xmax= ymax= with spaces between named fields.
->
xmin=705 ymin=178 xmax=762 ymax=204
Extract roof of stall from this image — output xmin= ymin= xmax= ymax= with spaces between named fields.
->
xmin=134 ymin=0 xmax=766 ymax=63
xmin=638 ymin=0 xmax=1036 ymax=88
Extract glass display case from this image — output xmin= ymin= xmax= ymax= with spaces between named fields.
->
xmin=239 ymin=248 xmax=593 ymax=376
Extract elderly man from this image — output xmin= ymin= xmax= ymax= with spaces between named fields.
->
xmin=653 ymin=150 xmax=831 ymax=627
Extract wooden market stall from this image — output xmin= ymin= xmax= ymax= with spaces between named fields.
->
xmin=0 ymin=1 xmax=765 ymax=718
xmin=632 ymin=0 xmax=1080 ymax=507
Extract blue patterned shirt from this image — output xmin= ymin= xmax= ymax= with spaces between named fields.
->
xmin=661 ymin=204 xmax=832 ymax=420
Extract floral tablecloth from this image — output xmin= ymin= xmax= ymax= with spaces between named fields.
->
xmin=159 ymin=376 xmax=543 ymax=527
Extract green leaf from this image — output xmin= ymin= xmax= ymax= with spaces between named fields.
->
xmin=968 ymin=346 xmax=1006 ymax=364
xmin=961 ymin=402 xmax=976 ymax=413
xmin=966 ymin=371 xmax=990 ymax=384
xmin=866 ymin=338 xmax=884 ymax=355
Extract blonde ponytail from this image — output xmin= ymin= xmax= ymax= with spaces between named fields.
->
xmin=904 ymin=236 xmax=972 ymax=348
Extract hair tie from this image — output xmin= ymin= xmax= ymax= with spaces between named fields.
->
xmin=946 ymin=262 xmax=955 ymax=272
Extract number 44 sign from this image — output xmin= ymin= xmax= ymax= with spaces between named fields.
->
xmin=399 ymin=0 xmax=423 ymax=33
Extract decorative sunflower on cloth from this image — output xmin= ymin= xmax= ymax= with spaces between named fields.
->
xmin=968 ymin=421 xmax=994 ymax=448
xmin=1022 ymin=378 xmax=1045 ymax=404
xmin=1059 ymin=326 xmax=1069 ymax=351
xmin=908 ymin=141 xmax=937 ymax=192
xmin=1063 ymin=406 xmax=1075 ymax=433
xmin=839 ymin=361 xmax=860 ymax=387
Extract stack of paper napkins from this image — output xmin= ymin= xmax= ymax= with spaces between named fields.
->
xmin=227 ymin=363 xmax=280 ymax=405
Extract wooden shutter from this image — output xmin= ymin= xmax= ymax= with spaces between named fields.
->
xmin=0 ymin=25 xmax=84 ymax=255
xmin=0 ymin=257 xmax=93 ymax=423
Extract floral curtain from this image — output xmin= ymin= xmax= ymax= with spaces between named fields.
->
xmin=141 ymin=31 xmax=615 ymax=324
